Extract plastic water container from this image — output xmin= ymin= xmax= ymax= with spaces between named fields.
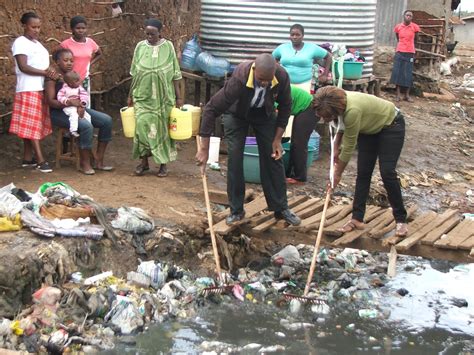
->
xmin=169 ymin=107 xmax=192 ymax=140
xmin=180 ymin=34 xmax=201 ymax=71
xmin=207 ymin=137 xmax=221 ymax=164
xmin=182 ymin=104 xmax=201 ymax=136
xmin=120 ymin=107 xmax=135 ymax=138
xmin=196 ymin=52 xmax=230 ymax=77
xmin=308 ymin=131 xmax=320 ymax=161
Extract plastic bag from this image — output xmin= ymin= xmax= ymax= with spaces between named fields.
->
xmin=0 ymin=191 xmax=24 ymax=218
xmin=137 ymin=260 xmax=167 ymax=289
xmin=39 ymin=182 xmax=78 ymax=197
xmin=104 ymin=296 xmax=144 ymax=334
xmin=0 ymin=214 xmax=22 ymax=232
xmin=111 ymin=207 xmax=154 ymax=234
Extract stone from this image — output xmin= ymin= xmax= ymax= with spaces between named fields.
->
xmin=396 ymin=288 xmax=409 ymax=296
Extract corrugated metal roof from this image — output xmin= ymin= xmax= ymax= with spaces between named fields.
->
xmin=200 ymin=0 xmax=377 ymax=76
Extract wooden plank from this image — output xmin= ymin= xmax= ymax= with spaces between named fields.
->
xmin=332 ymin=209 xmax=395 ymax=246
xmin=213 ymin=194 xmax=268 ymax=234
xmin=370 ymin=205 xmax=418 ymax=239
xmin=324 ymin=205 xmax=353 ymax=226
xmin=250 ymin=195 xmax=309 ymax=233
xmin=240 ymin=225 xmax=474 ymax=264
xmin=395 ymin=210 xmax=459 ymax=251
xmin=291 ymin=198 xmax=321 ymax=214
xmin=298 ymin=204 xmax=344 ymax=228
xmin=421 ymin=215 xmax=461 ymax=245
xmin=383 ymin=211 xmax=437 ymax=247
xmin=434 ymin=220 xmax=474 ymax=249
xmin=208 ymin=188 xmax=254 ymax=206
xmin=458 ymin=235 xmax=474 ymax=250
xmin=387 ymin=246 xmax=397 ymax=277
xmin=325 ymin=206 xmax=386 ymax=237
xmin=294 ymin=199 xmax=324 ymax=220
xmin=249 ymin=194 xmax=309 ymax=227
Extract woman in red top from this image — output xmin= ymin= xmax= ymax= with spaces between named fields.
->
xmin=61 ymin=16 xmax=102 ymax=96
xmin=390 ymin=10 xmax=420 ymax=102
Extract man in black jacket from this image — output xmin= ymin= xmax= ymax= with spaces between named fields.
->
xmin=196 ymin=54 xmax=300 ymax=226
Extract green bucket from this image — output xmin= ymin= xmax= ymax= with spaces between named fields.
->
xmin=243 ymin=145 xmax=262 ymax=183
xmin=335 ymin=61 xmax=365 ymax=80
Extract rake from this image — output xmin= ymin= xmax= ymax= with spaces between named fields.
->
xmin=196 ymin=136 xmax=234 ymax=296
xmin=284 ymin=117 xmax=340 ymax=304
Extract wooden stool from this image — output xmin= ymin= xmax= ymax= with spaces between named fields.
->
xmin=55 ymin=128 xmax=80 ymax=170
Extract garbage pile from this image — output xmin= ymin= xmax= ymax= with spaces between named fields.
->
xmin=0 ymin=243 xmax=402 ymax=353
xmin=0 ymin=182 xmax=154 ymax=240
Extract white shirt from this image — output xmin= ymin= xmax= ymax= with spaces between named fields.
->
xmin=250 ymin=85 xmax=266 ymax=108
xmin=12 ymin=36 xmax=50 ymax=93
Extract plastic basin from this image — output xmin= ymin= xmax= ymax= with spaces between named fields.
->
xmin=335 ymin=61 xmax=365 ymax=80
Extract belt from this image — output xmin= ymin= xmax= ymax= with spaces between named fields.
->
xmin=384 ymin=110 xmax=402 ymax=129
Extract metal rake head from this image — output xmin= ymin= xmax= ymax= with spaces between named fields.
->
xmin=201 ymin=285 xmax=234 ymax=297
xmin=282 ymin=293 xmax=325 ymax=305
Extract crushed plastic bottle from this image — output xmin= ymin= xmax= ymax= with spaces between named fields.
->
xmin=358 ymin=309 xmax=379 ymax=319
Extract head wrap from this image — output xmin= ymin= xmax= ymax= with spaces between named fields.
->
xmin=145 ymin=18 xmax=163 ymax=31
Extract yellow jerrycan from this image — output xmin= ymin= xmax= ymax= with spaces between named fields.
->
xmin=120 ymin=106 xmax=135 ymax=138
xmin=169 ymin=107 xmax=192 ymax=140
xmin=182 ymin=104 xmax=202 ymax=136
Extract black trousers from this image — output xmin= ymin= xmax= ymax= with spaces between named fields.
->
xmin=224 ymin=108 xmax=288 ymax=214
xmin=352 ymin=112 xmax=407 ymax=223
xmin=287 ymin=106 xmax=316 ymax=182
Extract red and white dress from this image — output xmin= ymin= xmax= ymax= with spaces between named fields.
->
xmin=9 ymin=35 xmax=51 ymax=140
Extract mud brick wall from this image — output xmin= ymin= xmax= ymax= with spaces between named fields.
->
xmin=0 ymin=0 xmax=201 ymax=116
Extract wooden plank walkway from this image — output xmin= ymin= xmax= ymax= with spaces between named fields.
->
xmin=212 ymin=194 xmax=473 ymax=263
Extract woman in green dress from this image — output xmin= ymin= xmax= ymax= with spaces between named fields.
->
xmin=128 ymin=19 xmax=183 ymax=177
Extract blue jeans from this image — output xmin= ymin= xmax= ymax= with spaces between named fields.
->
xmin=50 ymin=108 xmax=112 ymax=150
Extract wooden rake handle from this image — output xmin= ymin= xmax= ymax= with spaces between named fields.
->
xmin=197 ymin=136 xmax=223 ymax=281
xmin=304 ymin=187 xmax=332 ymax=296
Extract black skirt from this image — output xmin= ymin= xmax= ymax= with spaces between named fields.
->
xmin=390 ymin=52 xmax=415 ymax=87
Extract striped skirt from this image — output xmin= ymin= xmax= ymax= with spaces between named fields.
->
xmin=9 ymin=91 xmax=52 ymax=140
xmin=390 ymin=52 xmax=415 ymax=88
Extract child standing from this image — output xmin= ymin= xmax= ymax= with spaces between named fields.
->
xmin=57 ymin=71 xmax=91 ymax=137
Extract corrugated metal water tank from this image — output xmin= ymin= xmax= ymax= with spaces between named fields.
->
xmin=200 ymin=0 xmax=377 ymax=77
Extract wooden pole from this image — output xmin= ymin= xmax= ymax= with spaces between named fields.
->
xmin=303 ymin=188 xmax=332 ymax=296
xmin=197 ymin=136 xmax=223 ymax=281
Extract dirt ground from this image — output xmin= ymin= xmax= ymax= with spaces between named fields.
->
xmin=1 ymin=79 xmax=472 ymax=224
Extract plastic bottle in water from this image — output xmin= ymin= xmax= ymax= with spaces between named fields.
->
xmin=196 ymin=52 xmax=230 ymax=77
xmin=180 ymin=34 xmax=201 ymax=71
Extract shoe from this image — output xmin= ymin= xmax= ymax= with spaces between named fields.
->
xmin=36 ymin=161 xmax=53 ymax=173
xmin=22 ymin=158 xmax=38 ymax=167
xmin=275 ymin=209 xmax=301 ymax=226
xmin=70 ymin=131 xmax=80 ymax=137
xmin=134 ymin=164 xmax=150 ymax=176
xmin=79 ymin=168 xmax=95 ymax=175
xmin=225 ymin=211 xmax=245 ymax=225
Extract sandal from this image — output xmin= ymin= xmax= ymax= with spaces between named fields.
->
xmin=286 ymin=178 xmax=305 ymax=185
xmin=95 ymin=165 xmax=114 ymax=171
xmin=338 ymin=219 xmax=365 ymax=233
xmin=395 ymin=223 xmax=408 ymax=237
xmin=157 ymin=165 xmax=168 ymax=178
xmin=135 ymin=164 xmax=149 ymax=176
